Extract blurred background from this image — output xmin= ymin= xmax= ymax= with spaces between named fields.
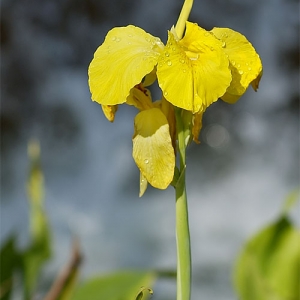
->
xmin=1 ymin=0 xmax=299 ymax=299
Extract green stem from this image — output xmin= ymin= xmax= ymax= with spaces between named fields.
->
xmin=175 ymin=0 xmax=194 ymax=39
xmin=175 ymin=108 xmax=191 ymax=300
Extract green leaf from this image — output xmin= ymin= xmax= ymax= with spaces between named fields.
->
xmin=0 ymin=236 xmax=19 ymax=300
xmin=281 ymin=190 xmax=299 ymax=216
xmin=234 ymin=216 xmax=300 ymax=300
xmin=21 ymin=140 xmax=52 ymax=300
xmin=72 ymin=271 xmax=156 ymax=300
xmin=135 ymin=286 xmax=153 ymax=300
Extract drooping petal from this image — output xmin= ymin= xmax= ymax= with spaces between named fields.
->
xmin=132 ymin=108 xmax=175 ymax=190
xmin=101 ymin=105 xmax=118 ymax=122
xmin=154 ymin=98 xmax=177 ymax=152
xmin=142 ymin=67 xmax=157 ymax=87
xmin=139 ymin=172 xmax=148 ymax=197
xmin=211 ymin=27 xmax=263 ymax=104
xmin=192 ymin=111 xmax=204 ymax=144
xmin=157 ymin=22 xmax=232 ymax=113
xmin=88 ymin=26 xmax=164 ymax=106
xmin=126 ymin=85 xmax=153 ymax=111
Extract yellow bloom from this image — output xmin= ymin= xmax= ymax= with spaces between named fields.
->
xmin=132 ymin=108 xmax=175 ymax=191
xmin=210 ymin=27 xmax=263 ymax=103
xmin=88 ymin=20 xmax=262 ymax=194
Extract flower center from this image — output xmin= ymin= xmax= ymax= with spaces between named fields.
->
xmin=185 ymin=50 xmax=199 ymax=61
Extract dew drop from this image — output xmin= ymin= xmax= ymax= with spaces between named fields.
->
xmin=116 ymin=37 xmax=121 ymax=42
xmin=180 ymin=59 xmax=185 ymax=64
xmin=172 ymin=47 xmax=176 ymax=51
xmin=182 ymin=69 xmax=186 ymax=73
xmin=210 ymin=47 xmax=214 ymax=51
xmin=232 ymin=61 xmax=236 ymax=66
xmin=167 ymin=60 xmax=172 ymax=66
xmin=248 ymin=67 xmax=252 ymax=71
xmin=222 ymin=41 xmax=226 ymax=48
xmin=239 ymin=70 xmax=244 ymax=75
xmin=128 ymin=34 xmax=133 ymax=37
xmin=237 ymin=63 xmax=241 ymax=68
xmin=144 ymin=159 xmax=149 ymax=164
xmin=112 ymin=36 xmax=117 ymax=41
xmin=164 ymin=91 xmax=168 ymax=96
xmin=204 ymin=32 xmax=209 ymax=37
xmin=165 ymin=52 xmax=170 ymax=57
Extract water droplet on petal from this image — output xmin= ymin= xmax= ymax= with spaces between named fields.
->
xmin=182 ymin=69 xmax=186 ymax=73
xmin=165 ymin=52 xmax=170 ymax=57
xmin=164 ymin=91 xmax=168 ymax=96
xmin=237 ymin=63 xmax=241 ymax=68
xmin=232 ymin=61 xmax=236 ymax=66
xmin=210 ymin=47 xmax=214 ymax=51
xmin=222 ymin=41 xmax=226 ymax=48
xmin=180 ymin=59 xmax=185 ymax=64
xmin=248 ymin=67 xmax=252 ymax=71
xmin=167 ymin=60 xmax=172 ymax=66
xmin=116 ymin=37 xmax=121 ymax=42
xmin=239 ymin=70 xmax=244 ymax=75
xmin=144 ymin=159 xmax=149 ymax=164
xmin=172 ymin=47 xmax=176 ymax=51
xmin=204 ymin=32 xmax=209 ymax=37
xmin=112 ymin=36 xmax=116 ymax=41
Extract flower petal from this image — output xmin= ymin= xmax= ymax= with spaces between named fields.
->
xmin=211 ymin=27 xmax=263 ymax=103
xmin=132 ymin=108 xmax=175 ymax=190
xmin=101 ymin=105 xmax=118 ymax=122
xmin=139 ymin=172 xmax=148 ymax=197
xmin=157 ymin=22 xmax=231 ymax=113
xmin=88 ymin=26 xmax=163 ymax=106
xmin=192 ymin=111 xmax=204 ymax=144
xmin=126 ymin=85 xmax=153 ymax=111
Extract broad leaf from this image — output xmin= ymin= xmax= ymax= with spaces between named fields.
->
xmin=234 ymin=216 xmax=300 ymax=300
xmin=72 ymin=271 xmax=156 ymax=300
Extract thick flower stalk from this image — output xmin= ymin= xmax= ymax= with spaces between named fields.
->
xmin=88 ymin=0 xmax=262 ymax=298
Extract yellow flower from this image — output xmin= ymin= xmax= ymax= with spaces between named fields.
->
xmin=88 ymin=21 xmax=262 ymax=194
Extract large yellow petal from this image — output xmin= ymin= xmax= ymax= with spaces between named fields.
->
xmin=211 ymin=27 xmax=263 ymax=103
xmin=88 ymin=26 xmax=164 ymax=106
xmin=157 ymin=22 xmax=231 ymax=113
xmin=132 ymin=108 xmax=175 ymax=190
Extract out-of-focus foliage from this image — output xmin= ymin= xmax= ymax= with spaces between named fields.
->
xmin=0 ymin=140 xmax=52 ymax=300
xmin=22 ymin=140 xmax=51 ymax=299
xmin=72 ymin=271 xmax=156 ymax=300
xmin=234 ymin=192 xmax=300 ymax=300
xmin=1 ymin=140 xmax=299 ymax=299
xmin=0 ymin=236 xmax=19 ymax=300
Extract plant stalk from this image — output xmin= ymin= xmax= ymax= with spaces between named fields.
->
xmin=175 ymin=0 xmax=194 ymax=39
xmin=175 ymin=108 xmax=191 ymax=300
